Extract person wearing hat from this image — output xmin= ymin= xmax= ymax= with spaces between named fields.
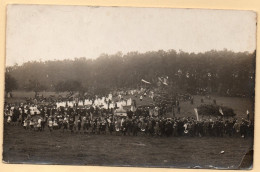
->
xmin=190 ymin=97 xmax=194 ymax=105
xmin=96 ymin=119 xmax=101 ymax=135
xmin=29 ymin=118 xmax=34 ymax=130
xmin=126 ymin=118 xmax=133 ymax=136
xmin=183 ymin=122 xmax=189 ymax=136
xmin=240 ymin=119 xmax=248 ymax=139
xmin=139 ymin=95 xmax=143 ymax=102
xmin=148 ymin=118 xmax=155 ymax=136
xmin=52 ymin=118 xmax=59 ymax=130
xmin=74 ymin=113 xmax=81 ymax=133
xmin=7 ymin=110 xmax=12 ymax=125
xmin=91 ymin=119 xmax=97 ymax=134
xmin=165 ymin=119 xmax=173 ymax=137
xmin=115 ymin=117 xmax=121 ymax=136
xmin=47 ymin=117 xmax=53 ymax=132
xmin=121 ymin=117 xmax=127 ymax=136
xmin=107 ymin=117 xmax=114 ymax=135
xmin=36 ymin=117 xmax=42 ymax=131
xmin=177 ymin=119 xmax=184 ymax=137
xmin=23 ymin=117 xmax=29 ymax=130
xmin=62 ymin=115 xmax=69 ymax=133
xmin=41 ymin=114 xmax=47 ymax=131
xmin=100 ymin=118 xmax=107 ymax=134
xmin=69 ymin=116 xmax=75 ymax=133
xmin=81 ymin=115 xmax=88 ymax=134
xmin=154 ymin=121 xmax=160 ymax=136
xmin=132 ymin=120 xmax=139 ymax=136
xmin=86 ymin=118 xmax=92 ymax=134
xmin=57 ymin=115 xmax=64 ymax=129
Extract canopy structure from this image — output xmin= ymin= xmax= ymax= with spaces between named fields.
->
xmin=197 ymin=104 xmax=236 ymax=117
xmin=137 ymin=104 xmax=155 ymax=108
xmin=114 ymin=107 xmax=127 ymax=116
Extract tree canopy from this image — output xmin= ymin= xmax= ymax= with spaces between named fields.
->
xmin=5 ymin=73 xmax=18 ymax=94
xmin=5 ymin=49 xmax=255 ymax=97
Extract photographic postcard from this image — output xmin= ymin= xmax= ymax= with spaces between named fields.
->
xmin=3 ymin=5 xmax=256 ymax=169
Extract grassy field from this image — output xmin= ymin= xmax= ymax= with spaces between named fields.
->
xmin=123 ymin=94 xmax=254 ymax=120
xmin=3 ymin=91 xmax=254 ymax=168
xmin=5 ymin=91 xmax=68 ymax=104
xmin=3 ymin=123 xmax=253 ymax=168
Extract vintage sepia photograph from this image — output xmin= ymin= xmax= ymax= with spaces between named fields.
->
xmin=3 ymin=5 xmax=256 ymax=169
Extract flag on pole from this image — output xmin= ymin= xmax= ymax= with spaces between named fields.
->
xmin=158 ymin=77 xmax=163 ymax=83
xmin=163 ymin=77 xmax=168 ymax=85
xmin=158 ymin=76 xmax=168 ymax=85
xmin=219 ymin=107 xmax=224 ymax=116
xmin=141 ymin=79 xmax=151 ymax=84
xmin=194 ymin=108 xmax=199 ymax=121
xmin=90 ymin=112 xmax=93 ymax=120
xmin=163 ymin=81 xmax=168 ymax=86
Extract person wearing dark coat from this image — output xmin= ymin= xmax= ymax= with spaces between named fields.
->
xmin=177 ymin=120 xmax=184 ymax=136
xmin=12 ymin=108 xmax=20 ymax=125
xmin=177 ymin=106 xmax=181 ymax=114
xmin=132 ymin=121 xmax=139 ymax=136
xmin=240 ymin=120 xmax=248 ymax=138
xmin=190 ymin=98 xmax=194 ymax=105
xmin=165 ymin=120 xmax=173 ymax=137
xmin=127 ymin=110 xmax=134 ymax=119
xmin=126 ymin=119 xmax=133 ymax=136
xmin=121 ymin=119 xmax=127 ymax=136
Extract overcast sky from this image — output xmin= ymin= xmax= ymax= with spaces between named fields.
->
xmin=6 ymin=5 xmax=256 ymax=66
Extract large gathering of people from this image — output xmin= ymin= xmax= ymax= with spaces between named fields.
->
xmin=4 ymin=89 xmax=254 ymax=139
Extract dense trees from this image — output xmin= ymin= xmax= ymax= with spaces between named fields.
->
xmin=25 ymin=78 xmax=47 ymax=98
xmin=5 ymin=49 xmax=255 ymax=97
xmin=55 ymin=80 xmax=82 ymax=93
xmin=5 ymin=73 xmax=18 ymax=97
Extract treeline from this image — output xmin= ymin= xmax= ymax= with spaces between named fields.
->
xmin=6 ymin=49 xmax=256 ymax=97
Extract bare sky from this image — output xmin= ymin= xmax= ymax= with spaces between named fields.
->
xmin=6 ymin=5 xmax=256 ymax=66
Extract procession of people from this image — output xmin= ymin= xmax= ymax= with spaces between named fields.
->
xmin=4 ymin=89 xmax=254 ymax=139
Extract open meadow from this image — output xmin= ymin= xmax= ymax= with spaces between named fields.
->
xmin=3 ymin=122 xmax=253 ymax=169
xmin=3 ymin=91 xmax=254 ymax=168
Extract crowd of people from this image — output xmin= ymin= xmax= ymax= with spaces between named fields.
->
xmin=4 ymin=100 xmax=254 ymax=139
